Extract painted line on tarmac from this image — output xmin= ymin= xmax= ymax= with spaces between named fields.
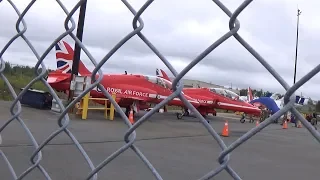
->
xmin=216 ymin=115 xmax=242 ymax=121
xmin=0 ymin=134 xmax=211 ymax=148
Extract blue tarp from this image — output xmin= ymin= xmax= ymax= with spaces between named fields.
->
xmin=19 ymin=88 xmax=53 ymax=109
xmin=250 ymin=97 xmax=280 ymax=115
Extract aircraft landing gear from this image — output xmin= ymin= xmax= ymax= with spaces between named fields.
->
xmin=125 ymin=106 xmax=135 ymax=117
xmin=176 ymin=112 xmax=184 ymax=119
xmin=240 ymin=118 xmax=245 ymax=123
xmin=240 ymin=113 xmax=246 ymax=123
xmin=176 ymin=108 xmax=189 ymax=119
xmin=176 ymin=109 xmax=209 ymax=123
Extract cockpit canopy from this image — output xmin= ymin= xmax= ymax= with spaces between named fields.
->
xmin=144 ymin=75 xmax=173 ymax=89
xmin=143 ymin=75 xmax=191 ymax=97
xmin=209 ymin=88 xmax=244 ymax=102
xmin=270 ymin=93 xmax=283 ymax=100
xmin=143 ymin=76 xmax=245 ymax=103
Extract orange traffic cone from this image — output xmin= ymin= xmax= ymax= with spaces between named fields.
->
xmin=256 ymin=120 xmax=260 ymax=127
xmin=282 ymin=120 xmax=288 ymax=129
xmin=129 ymin=110 xmax=134 ymax=124
xmin=221 ymin=120 xmax=229 ymax=137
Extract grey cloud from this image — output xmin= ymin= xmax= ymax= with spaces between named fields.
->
xmin=1 ymin=0 xmax=320 ymax=99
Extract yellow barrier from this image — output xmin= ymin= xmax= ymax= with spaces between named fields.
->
xmin=75 ymin=92 xmax=116 ymax=120
xmin=235 ymin=111 xmax=244 ymax=115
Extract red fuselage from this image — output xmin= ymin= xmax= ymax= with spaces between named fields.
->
xmin=183 ymin=88 xmax=261 ymax=116
xmin=47 ymin=72 xmax=201 ymax=111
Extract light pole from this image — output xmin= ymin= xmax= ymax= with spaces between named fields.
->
xmin=289 ymin=8 xmax=301 ymax=128
xmin=293 ymin=8 xmax=301 ymax=85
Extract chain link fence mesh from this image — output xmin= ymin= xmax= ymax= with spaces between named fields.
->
xmin=1 ymin=0 xmax=320 ymax=179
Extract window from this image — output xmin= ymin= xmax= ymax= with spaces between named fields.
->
xmin=209 ymin=88 xmax=216 ymax=93
xmin=210 ymin=88 xmax=226 ymax=97
xmin=145 ymin=75 xmax=172 ymax=89
xmin=210 ymin=88 xmax=243 ymax=102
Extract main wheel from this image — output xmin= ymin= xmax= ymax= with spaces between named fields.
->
xmin=183 ymin=108 xmax=189 ymax=116
xmin=240 ymin=118 xmax=245 ymax=123
xmin=176 ymin=113 xmax=183 ymax=119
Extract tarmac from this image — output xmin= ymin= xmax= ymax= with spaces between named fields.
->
xmin=0 ymin=100 xmax=319 ymax=180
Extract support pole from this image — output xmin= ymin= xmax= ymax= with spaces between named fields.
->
xmin=68 ymin=0 xmax=88 ymax=102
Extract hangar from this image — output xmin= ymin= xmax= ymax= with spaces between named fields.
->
xmin=169 ymin=78 xmax=240 ymax=95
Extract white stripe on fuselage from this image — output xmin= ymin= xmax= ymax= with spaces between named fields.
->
xmin=158 ymin=95 xmax=199 ymax=104
xmin=159 ymin=95 xmax=258 ymax=110
xmin=217 ymin=102 xmax=259 ymax=110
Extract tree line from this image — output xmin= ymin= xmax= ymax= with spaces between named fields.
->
xmin=1 ymin=61 xmax=53 ymax=76
xmin=0 ymin=61 xmax=53 ymax=100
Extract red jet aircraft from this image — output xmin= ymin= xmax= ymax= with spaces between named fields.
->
xmin=152 ymin=68 xmax=218 ymax=118
xmin=47 ymin=40 xmax=201 ymax=117
xmin=156 ymin=69 xmax=261 ymax=118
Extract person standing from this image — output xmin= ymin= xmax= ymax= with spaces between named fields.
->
xmin=291 ymin=114 xmax=297 ymax=127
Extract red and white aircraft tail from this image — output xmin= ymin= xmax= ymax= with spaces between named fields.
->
xmin=55 ymin=40 xmax=91 ymax=75
xmin=247 ymin=87 xmax=253 ymax=102
xmin=238 ymin=87 xmax=255 ymax=102
xmin=156 ymin=68 xmax=171 ymax=82
xmin=47 ymin=40 xmax=92 ymax=86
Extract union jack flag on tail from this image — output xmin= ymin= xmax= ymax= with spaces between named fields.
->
xmin=247 ymin=87 xmax=253 ymax=102
xmin=55 ymin=41 xmax=74 ymax=73
xmin=55 ymin=40 xmax=91 ymax=75
xmin=156 ymin=68 xmax=171 ymax=82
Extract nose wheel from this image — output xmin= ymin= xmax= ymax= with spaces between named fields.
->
xmin=176 ymin=108 xmax=190 ymax=119
xmin=176 ymin=110 xmax=209 ymax=123
xmin=176 ymin=112 xmax=184 ymax=119
xmin=125 ymin=106 xmax=135 ymax=117
xmin=240 ymin=113 xmax=246 ymax=123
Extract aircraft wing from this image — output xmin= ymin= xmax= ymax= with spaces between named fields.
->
xmin=47 ymin=71 xmax=71 ymax=83
xmin=47 ymin=75 xmax=70 ymax=84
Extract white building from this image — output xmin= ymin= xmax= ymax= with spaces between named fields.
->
xmin=169 ymin=77 xmax=240 ymax=95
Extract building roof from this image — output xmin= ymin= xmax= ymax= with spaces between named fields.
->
xmin=169 ymin=77 xmax=240 ymax=95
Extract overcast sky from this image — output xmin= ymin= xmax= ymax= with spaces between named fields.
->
xmin=1 ymin=0 xmax=320 ymax=100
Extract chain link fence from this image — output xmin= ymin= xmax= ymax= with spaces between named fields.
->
xmin=1 ymin=0 xmax=320 ymax=179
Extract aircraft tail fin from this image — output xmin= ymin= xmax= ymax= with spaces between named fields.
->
xmin=156 ymin=68 xmax=171 ymax=82
xmin=55 ymin=40 xmax=91 ymax=75
xmin=247 ymin=87 xmax=253 ymax=102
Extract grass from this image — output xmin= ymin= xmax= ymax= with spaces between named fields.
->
xmin=0 ymin=74 xmax=49 ymax=101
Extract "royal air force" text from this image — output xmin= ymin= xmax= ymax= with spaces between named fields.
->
xmin=94 ymin=87 xmax=149 ymax=97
